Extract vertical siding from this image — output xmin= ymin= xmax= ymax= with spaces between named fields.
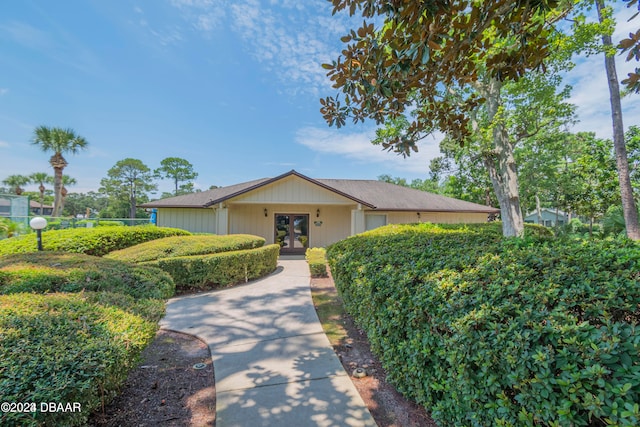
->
xmin=229 ymin=204 xmax=352 ymax=247
xmin=232 ymin=176 xmax=354 ymax=204
xmin=385 ymin=211 xmax=490 ymax=224
xmin=157 ymin=208 xmax=217 ymax=233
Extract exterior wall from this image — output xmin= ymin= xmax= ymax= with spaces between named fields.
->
xmin=384 ymin=211 xmax=490 ymax=226
xmin=524 ymin=210 xmax=568 ymax=226
xmin=157 ymin=208 xmax=217 ymax=233
xmin=232 ymin=176 xmax=354 ymax=205
xmin=229 ymin=204 xmax=352 ymax=247
xmin=157 ymin=206 xmax=490 ymax=242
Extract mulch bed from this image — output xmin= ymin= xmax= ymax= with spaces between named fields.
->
xmin=89 ymin=330 xmax=215 ymax=427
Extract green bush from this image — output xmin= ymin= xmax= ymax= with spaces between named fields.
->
xmin=305 ymin=247 xmax=328 ymax=277
xmin=0 ymin=226 xmax=191 ymax=256
xmin=105 ymin=234 xmax=265 ymax=263
xmin=0 ymin=252 xmax=175 ymax=299
xmin=0 ymin=292 xmax=163 ymax=427
xmin=145 ymin=244 xmax=280 ymax=292
xmin=327 ymin=223 xmax=640 ymax=427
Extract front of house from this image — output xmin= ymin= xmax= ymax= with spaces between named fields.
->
xmin=141 ymin=170 xmax=499 ymax=254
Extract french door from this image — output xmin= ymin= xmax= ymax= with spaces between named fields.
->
xmin=275 ymin=214 xmax=309 ymax=254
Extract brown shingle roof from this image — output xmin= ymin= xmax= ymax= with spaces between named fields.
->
xmin=141 ymin=170 xmax=499 ymax=213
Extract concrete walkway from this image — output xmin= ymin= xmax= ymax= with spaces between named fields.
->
xmin=160 ymin=258 xmax=377 ymax=427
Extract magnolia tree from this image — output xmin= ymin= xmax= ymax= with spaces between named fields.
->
xmin=321 ymin=0 xmax=572 ymax=237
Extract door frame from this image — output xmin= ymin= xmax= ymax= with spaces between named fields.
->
xmin=274 ymin=213 xmax=310 ymax=254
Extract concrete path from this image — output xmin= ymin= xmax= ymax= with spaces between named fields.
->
xmin=160 ymin=258 xmax=377 ymax=427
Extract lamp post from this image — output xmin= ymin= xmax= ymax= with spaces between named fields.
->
xmin=29 ymin=217 xmax=47 ymax=251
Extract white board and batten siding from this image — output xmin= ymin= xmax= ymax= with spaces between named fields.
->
xmin=230 ymin=204 xmax=352 ymax=248
xmin=156 ymin=208 xmax=217 ymax=233
xmin=232 ymin=175 xmax=354 ymax=205
xmin=385 ymin=211 xmax=490 ymax=225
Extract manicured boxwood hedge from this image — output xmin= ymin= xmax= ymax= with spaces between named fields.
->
xmin=144 ymin=244 xmax=280 ymax=292
xmin=0 ymin=252 xmax=175 ymax=299
xmin=0 ymin=226 xmax=191 ymax=256
xmin=0 ymin=291 xmax=164 ymax=427
xmin=327 ymin=222 xmax=640 ymax=427
xmin=105 ymin=234 xmax=265 ymax=263
xmin=305 ymin=247 xmax=328 ymax=277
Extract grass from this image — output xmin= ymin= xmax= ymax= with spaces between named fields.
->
xmin=309 ymin=276 xmax=349 ymax=347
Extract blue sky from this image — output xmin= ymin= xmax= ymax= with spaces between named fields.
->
xmin=1 ymin=0 xmax=639 ymax=196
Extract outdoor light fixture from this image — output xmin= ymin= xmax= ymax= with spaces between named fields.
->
xmin=264 ymin=208 xmax=268 ymax=217
xmin=417 ymin=212 xmax=421 ymax=219
xmin=29 ymin=216 xmax=48 ymax=251
xmin=316 ymin=209 xmax=320 ymax=218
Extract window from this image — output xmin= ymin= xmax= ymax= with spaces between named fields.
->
xmin=365 ymin=214 xmax=387 ymax=231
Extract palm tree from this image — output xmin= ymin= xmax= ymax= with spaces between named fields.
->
xmin=59 ymin=175 xmax=77 ymax=215
xmin=29 ymin=172 xmax=51 ymax=215
xmin=32 ymin=126 xmax=88 ymax=217
xmin=2 ymin=174 xmax=30 ymax=195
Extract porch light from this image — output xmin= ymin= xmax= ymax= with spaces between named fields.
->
xmin=264 ymin=208 xmax=268 ymax=217
xmin=316 ymin=209 xmax=320 ymax=218
xmin=417 ymin=212 xmax=421 ymax=219
xmin=30 ymin=216 xmax=47 ymax=251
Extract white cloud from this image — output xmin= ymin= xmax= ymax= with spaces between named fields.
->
xmin=227 ymin=0 xmax=350 ymax=95
xmin=0 ymin=140 xmax=9 ymax=148
xmin=295 ymin=127 xmax=441 ymax=174
xmin=163 ymin=0 xmax=351 ymax=95
xmin=0 ymin=88 xmax=7 ymax=96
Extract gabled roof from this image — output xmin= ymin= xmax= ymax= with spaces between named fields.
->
xmin=141 ymin=170 xmax=499 ymax=213
xmin=525 ymin=208 xmax=568 ymax=217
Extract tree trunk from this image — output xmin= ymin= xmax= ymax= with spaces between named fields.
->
xmin=39 ymin=184 xmax=45 ymax=215
xmin=60 ymin=186 xmax=68 ymax=216
xmin=535 ymin=195 xmax=542 ymax=225
xmin=482 ymin=78 xmax=525 ymax=237
xmin=596 ymin=0 xmax=640 ymax=240
xmin=49 ymin=153 xmax=68 ymax=217
xmin=130 ymin=182 xmax=137 ymax=219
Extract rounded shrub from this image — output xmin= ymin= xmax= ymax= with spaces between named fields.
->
xmin=0 ymin=252 xmax=175 ymax=299
xmin=105 ymin=234 xmax=265 ymax=263
xmin=328 ymin=223 xmax=640 ymax=427
xmin=145 ymin=244 xmax=280 ymax=292
xmin=0 ymin=226 xmax=191 ymax=256
xmin=0 ymin=292 xmax=162 ymax=427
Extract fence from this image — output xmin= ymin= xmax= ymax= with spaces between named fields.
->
xmin=0 ymin=194 xmax=30 ymax=228
xmin=2 ymin=216 xmax=154 ymax=230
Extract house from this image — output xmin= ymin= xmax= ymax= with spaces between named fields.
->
xmin=524 ymin=208 xmax=569 ymax=227
xmin=141 ymin=170 xmax=500 ymax=254
xmin=0 ymin=197 xmax=53 ymax=218
xmin=29 ymin=200 xmax=54 ymax=216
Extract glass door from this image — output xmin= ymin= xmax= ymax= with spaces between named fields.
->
xmin=275 ymin=214 xmax=309 ymax=254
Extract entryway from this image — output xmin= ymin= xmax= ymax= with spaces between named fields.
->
xmin=275 ymin=214 xmax=309 ymax=254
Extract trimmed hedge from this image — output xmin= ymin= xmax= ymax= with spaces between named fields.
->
xmin=105 ymin=234 xmax=265 ymax=263
xmin=0 ymin=226 xmax=191 ymax=256
xmin=327 ymin=223 xmax=640 ymax=427
xmin=144 ymin=244 xmax=280 ymax=292
xmin=305 ymin=247 xmax=328 ymax=277
xmin=0 ymin=252 xmax=175 ymax=299
xmin=0 ymin=292 xmax=163 ymax=427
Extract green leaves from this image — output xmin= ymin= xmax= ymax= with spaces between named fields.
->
xmin=0 ymin=225 xmax=190 ymax=256
xmin=327 ymin=223 xmax=640 ymax=427
xmin=0 ymin=292 xmax=161 ymax=426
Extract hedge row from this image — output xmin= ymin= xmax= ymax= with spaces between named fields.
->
xmin=0 ymin=226 xmax=191 ymax=256
xmin=305 ymin=247 xmax=328 ymax=277
xmin=0 ymin=292 xmax=164 ymax=426
xmin=144 ymin=244 xmax=280 ymax=292
xmin=0 ymin=252 xmax=175 ymax=299
xmin=105 ymin=234 xmax=265 ymax=263
xmin=327 ymin=223 xmax=640 ymax=427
